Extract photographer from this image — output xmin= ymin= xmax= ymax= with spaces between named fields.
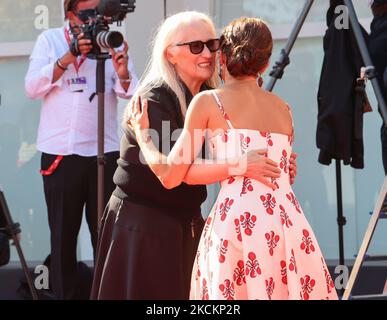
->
xmin=24 ymin=0 xmax=138 ymax=299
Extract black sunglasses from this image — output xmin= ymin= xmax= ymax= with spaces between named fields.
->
xmin=176 ymin=39 xmax=220 ymax=54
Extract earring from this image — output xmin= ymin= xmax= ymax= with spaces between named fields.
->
xmin=218 ymin=64 xmax=225 ymax=85
xmin=256 ymin=73 xmax=263 ymax=87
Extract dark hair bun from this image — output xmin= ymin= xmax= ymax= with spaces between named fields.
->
xmin=220 ymin=17 xmax=273 ymax=78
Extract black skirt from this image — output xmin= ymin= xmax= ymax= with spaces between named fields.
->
xmin=90 ymin=195 xmax=204 ymax=300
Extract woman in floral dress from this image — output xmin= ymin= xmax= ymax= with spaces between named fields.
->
xmin=129 ymin=17 xmax=338 ymax=300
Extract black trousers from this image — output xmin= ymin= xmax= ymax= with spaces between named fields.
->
xmin=41 ymin=151 xmax=119 ymax=300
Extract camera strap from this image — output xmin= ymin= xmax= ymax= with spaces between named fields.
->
xmin=64 ymin=27 xmax=87 ymax=75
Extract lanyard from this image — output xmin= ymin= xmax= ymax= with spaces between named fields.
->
xmin=40 ymin=156 xmax=63 ymax=176
xmin=64 ymin=27 xmax=87 ymax=75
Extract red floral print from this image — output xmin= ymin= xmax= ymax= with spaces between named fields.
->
xmin=300 ymin=229 xmax=315 ymax=254
xmin=239 ymin=134 xmax=251 ymax=153
xmin=280 ymin=260 xmax=287 ymax=284
xmin=265 ymin=231 xmax=280 ymax=256
xmin=260 ymin=131 xmax=273 ymax=146
xmin=266 ymin=277 xmax=275 ymax=300
xmin=219 ymin=279 xmax=235 ymax=300
xmin=260 ymin=193 xmax=276 ymax=215
xmin=322 ymin=257 xmax=335 ymax=293
xmin=234 ymin=219 xmax=242 ymax=242
xmin=219 ymin=198 xmax=234 ymax=221
xmin=201 ymin=278 xmax=209 ymax=300
xmin=300 ymin=275 xmax=316 ymax=300
xmin=195 ymin=268 xmax=201 ymax=281
xmin=240 ymin=177 xmax=254 ymax=196
xmin=280 ymin=205 xmax=293 ymax=228
xmin=286 ymin=192 xmax=301 ymax=213
xmin=203 ymin=216 xmax=212 ymax=238
xmin=280 ymin=150 xmax=288 ymax=173
xmin=189 ymin=127 xmax=339 ymax=300
xmin=271 ymin=177 xmax=279 ymax=190
xmin=219 ymin=239 xmax=229 ymax=263
xmin=222 ymin=131 xmax=229 ymax=143
xmin=240 ymin=212 xmax=257 ymax=236
xmin=245 ymin=252 xmax=261 ymax=278
xmin=228 ymin=176 xmax=235 ymax=184
xmin=289 ymin=249 xmax=298 ymax=274
xmin=233 ymin=260 xmax=246 ymax=286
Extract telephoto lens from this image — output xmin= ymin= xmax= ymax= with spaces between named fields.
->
xmin=96 ymin=30 xmax=124 ymax=49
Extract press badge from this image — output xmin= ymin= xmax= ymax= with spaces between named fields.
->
xmin=68 ymin=76 xmax=88 ymax=92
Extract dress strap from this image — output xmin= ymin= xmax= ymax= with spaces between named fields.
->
xmin=211 ymin=91 xmax=234 ymax=129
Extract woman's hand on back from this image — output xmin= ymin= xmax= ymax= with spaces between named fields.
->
xmin=240 ymin=149 xmax=281 ymax=189
xmin=128 ymin=95 xmax=150 ymax=134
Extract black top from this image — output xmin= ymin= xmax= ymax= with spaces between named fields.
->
xmin=113 ymin=81 xmax=208 ymax=223
xmin=316 ymin=1 xmax=369 ymax=169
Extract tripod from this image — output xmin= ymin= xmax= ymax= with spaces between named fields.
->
xmin=0 ymin=187 xmax=38 ymax=300
xmin=266 ymin=0 xmax=387 ymax=298
xmin=95 ymin=54 xmax=110 ymax=225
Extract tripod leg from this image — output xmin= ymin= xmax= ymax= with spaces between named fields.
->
xmin=11 ymin=238 xmax=39 ymax=300
xmin=97 ymin=59 xmax=106 ymax=228
xmin=335 ymin=160 xmax=346 ymax=298
xmin=0 ymin=190 xmax=38 ymax=300
xmin=342 ymin=176 xmax=387 ymax=300
xmin=266 ymin=0 xmax=315 ymax=92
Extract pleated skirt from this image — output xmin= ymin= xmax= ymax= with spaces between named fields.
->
xmin=91 ymin=195 xmax=204 ymax=300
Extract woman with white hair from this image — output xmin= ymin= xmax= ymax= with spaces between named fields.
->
xmin=91 ymin=11 xmax=297 ymax=300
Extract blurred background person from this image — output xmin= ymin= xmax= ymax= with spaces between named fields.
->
xmin=24 ymin=0 xmax=138 ymax=299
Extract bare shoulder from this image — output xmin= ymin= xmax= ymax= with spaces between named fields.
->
xmin=261 ymin=91 xmax=293 ymax=135
xmin=192 ymin=89 xmax=216 ymax=103
xmin=263 ymin=90 xmax=292 ymax=114
xmin=188 ymin=90 xmax=218 ymax=114
xmin=185 ymin=90 xmax=217 ymax=127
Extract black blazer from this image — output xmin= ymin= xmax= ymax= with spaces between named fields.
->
xmin=113 ymin=81 xmax=209 ymax=223
xmin=316 ymin=0 xmax=370 ymax=168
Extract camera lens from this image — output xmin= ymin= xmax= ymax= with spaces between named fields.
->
xmin=96 ymin=31 xmax=124 ymax=49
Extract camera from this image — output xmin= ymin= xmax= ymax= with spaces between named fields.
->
xmin=70 ymin=0 xmax=136 ymax=59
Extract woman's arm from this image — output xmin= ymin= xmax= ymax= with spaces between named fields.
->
xmin=131 ymin=93 xmax=211 ymax=189
xmin=183 ymin=158 xmax=239 ymax=186
xmin=130 ymin=93 xmax=290 ymax=189
xmin=186 ymin=151 xmax=299 ymax=186
xmin=183 ymin=150 xmax=282 ymax=188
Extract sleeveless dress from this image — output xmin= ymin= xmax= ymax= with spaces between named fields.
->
xmin=190 ymin=92 xmax=338 ymax=300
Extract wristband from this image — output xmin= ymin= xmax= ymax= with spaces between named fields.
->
xmin=119 ymin=71 xmax=132 ymax=83
xmin=56 ymin=59 xmax=68 ymax=71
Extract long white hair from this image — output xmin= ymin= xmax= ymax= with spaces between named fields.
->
xmin=128 ymin=11 xmax=219 ymax=120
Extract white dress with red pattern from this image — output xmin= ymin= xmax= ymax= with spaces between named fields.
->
xmin=190 ymin=92 xmax=338 ymax=300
